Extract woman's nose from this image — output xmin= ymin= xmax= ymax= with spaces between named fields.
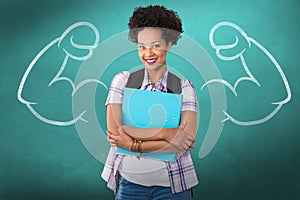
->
xmin=144 ymin=48 xmax=154 ymax=57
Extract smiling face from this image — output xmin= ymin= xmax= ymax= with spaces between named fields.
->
xmin=137 ymin=28 xmax=172 ymax=72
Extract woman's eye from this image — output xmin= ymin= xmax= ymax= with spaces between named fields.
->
xmin=153 ymin=44 xmax=160 ymax=49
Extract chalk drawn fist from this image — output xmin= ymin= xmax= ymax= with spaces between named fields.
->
xmin=209 ymin=22 xmax=251 ymax=62
xmin=57 ymin=22 xmax=99 ymax=61
xmin=17 ymin=22 xmax=107 ymax=126
xmin=202 ymin=21 xmax=291 ymax=126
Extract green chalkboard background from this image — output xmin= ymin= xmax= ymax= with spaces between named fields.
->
xmin=1 ymin=0 xmax=299 ymax=199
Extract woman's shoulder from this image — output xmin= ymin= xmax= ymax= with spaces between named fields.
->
xmin=180 ymin=77 xmax=196 ymax=89
xmin=111 ymin=71 xmax=130 ymax=82
xmin=113 ymin=71 xmax=131 ymax=78
xmin=108 ymin=71 xmax=131 ymax=90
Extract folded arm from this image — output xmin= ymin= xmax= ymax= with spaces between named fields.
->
xmin=106 ymin=103 xmax=198 ymax=153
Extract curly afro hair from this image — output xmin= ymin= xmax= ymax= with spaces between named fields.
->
xmin=128 ymin=5 xmax=183 ymax=45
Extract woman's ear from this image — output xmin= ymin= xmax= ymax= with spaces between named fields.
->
xmin=166 ymin=41 xmax=173 ymax=51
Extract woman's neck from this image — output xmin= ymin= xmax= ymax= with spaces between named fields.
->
xmin=146 ymin=65 xmax=167 ymax=84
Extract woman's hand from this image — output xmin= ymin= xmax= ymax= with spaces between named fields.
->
xmin=164 ymin=121 xmax=195 ymax=151
xmin=107 ymin=127 xmax=133 ymax=150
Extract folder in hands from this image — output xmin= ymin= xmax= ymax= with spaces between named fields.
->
xmin=117 ymin=88 xmax=182 ymax=162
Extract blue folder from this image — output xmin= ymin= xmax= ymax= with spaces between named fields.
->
xmin=117 ymin=87 xmax=182 ymax=162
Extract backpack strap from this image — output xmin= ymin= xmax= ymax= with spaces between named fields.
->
xmin=125 ymin=69 xmax=182 ymax=94
xmin=125 ymin=69 xmax=145 ymax=89
xmin=166 ymin=72 xmax=182 ymax=94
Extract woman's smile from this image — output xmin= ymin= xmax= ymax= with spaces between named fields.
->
xmin=145 ymin=58 xmax=157 ymax=65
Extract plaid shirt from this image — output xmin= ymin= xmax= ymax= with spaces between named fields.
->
xmin=101 ymin=69 xmax=199 ymax=193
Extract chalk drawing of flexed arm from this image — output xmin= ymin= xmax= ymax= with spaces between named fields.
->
xmin=17 ymin=22 xmax=107 ymax=126
xmin=202 ymin=21 xmax=291 ymax=126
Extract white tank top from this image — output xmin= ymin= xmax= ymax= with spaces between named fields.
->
xmin=119 ymin=155 xmax=171 ymax=187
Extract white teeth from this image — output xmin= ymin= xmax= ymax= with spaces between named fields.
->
xmin=146 ymin=59 xmax=156 ymax=64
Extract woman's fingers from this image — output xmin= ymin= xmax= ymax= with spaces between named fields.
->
xmin=107 ymin=135 xmax=116 ymax=144
xmin=107 ymin=130 xmax=118 ymax=146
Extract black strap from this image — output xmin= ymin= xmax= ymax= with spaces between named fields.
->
xmin=125 ymin=69 xmax=145 ymax=89
xmin=166 ymin=71 xmax=182 ymax=94
xmin=125 ymin=69 xmax=182 ymax=94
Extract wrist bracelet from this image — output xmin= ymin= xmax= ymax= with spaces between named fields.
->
xmin=131 ymin=139 xmax=137 ymax=152
xmin=137 ymin=140 xmax=142 ymax=152
xmin=130 ymin=139 xmax=142 ymax=160
xmin=137 ymin=140 xmax=142 ymax=159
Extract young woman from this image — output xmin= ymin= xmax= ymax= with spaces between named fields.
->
xmin=102 ymin=5 xmax=199 ymax=200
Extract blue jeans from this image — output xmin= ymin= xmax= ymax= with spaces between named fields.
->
xmin=115 ymin=177 xmax=192 ymax=200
